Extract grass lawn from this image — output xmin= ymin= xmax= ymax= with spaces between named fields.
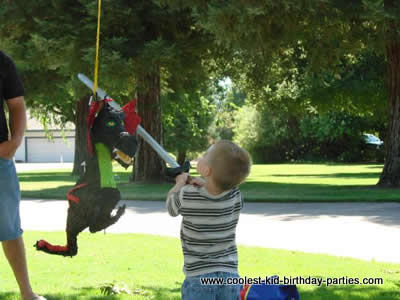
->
xmin=1 ymin=232 xmax=399 ymax=300
xmin=19 ymin=163 xmax=400 ymax=202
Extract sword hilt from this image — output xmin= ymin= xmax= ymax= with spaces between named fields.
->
xmin=165 ymin=161 xmax=191 ymax=178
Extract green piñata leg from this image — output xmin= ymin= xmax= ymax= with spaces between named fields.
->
xmin=95 ymin=143 xmax=116 ymax=188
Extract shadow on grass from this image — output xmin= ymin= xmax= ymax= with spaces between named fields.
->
xmin=366 ymin=166 xmax=385 ymax=169
xmin=2 ymin=283 xmax=399 ymax=300
xmin=18 ymin=171 xmax=169 ymax=201
xmin=141 ymin=285 xmax=181 ymax=300
xmin=322 ymin=162 xmax=383 ymax=167
xmin=1 ymin=290 xmax=135 ymax=300
xmin=18 ymin=172 xmax=78 ymax=182
xmin=271 ymin=172 xmax=381 ymax=179
xmin=18 ymin=170 xmax=140 ymax=183
xmin=0 ymin=285 xmax=181 ymax=300
xmin=297 ymin=282 xmax=400 ymax=300
xmin=20 ymin=178 xmax=400 ymax=201
xmin=21 ymin=185 xmax=72 ymax=200
xmin=241 ymin=181 xmax=400 ymax=198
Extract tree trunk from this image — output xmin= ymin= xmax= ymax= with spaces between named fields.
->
xmin=177 ymin=150 xmax=187 ymax=166
xmin=72 ymin=95 xmax=90 ymax=176
xmin=378 ymin=3 xmax=400 ymax=186
xmin=131 ymin=71 xmax=165 ymax=182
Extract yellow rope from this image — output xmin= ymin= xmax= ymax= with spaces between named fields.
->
xmin=93 ymin=0 xmax=102 ymax=97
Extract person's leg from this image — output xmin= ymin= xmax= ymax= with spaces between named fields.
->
xmin=181 ymin=273 xmax=218 ymax=300
xmin=2 ymin=237 xmax=36 ymax=300
xmin=0 ymin=158 xmax=45 ymax=300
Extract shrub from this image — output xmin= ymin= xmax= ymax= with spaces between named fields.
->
xmin=233 ymin=105 xmax=380 ymax=163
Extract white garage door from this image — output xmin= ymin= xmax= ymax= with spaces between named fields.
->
xmin=27 ymin=137 xmax=75 ymax=163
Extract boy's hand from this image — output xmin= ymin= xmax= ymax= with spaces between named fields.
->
xmin=167 ymin=173 xmax=190 ymax=198
xmin=189 ymin=177 xmax=205 ymax=187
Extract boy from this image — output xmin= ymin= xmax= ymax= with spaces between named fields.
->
xmin=166 ymin=140 xmax=251 ymax=300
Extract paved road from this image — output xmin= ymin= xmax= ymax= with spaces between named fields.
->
xmin=20 ymin=199 xmax=400 ymax=264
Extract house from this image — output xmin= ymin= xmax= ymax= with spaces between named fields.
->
xmin=14 ymin=111 xmax=76 ymax=163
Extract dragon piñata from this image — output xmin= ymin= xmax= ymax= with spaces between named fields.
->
xmin=35 ymin=97 xmax=141 ymax=256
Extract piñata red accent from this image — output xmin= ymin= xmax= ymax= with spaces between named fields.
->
xmin=36 ymin=240 xmax=69 ymax=253
xmin=67 ymin=183 xmax=88 ymax=203
xmin=240 ymin=284 xmax=251 ymax=300
xmin=122 ymin=99 xmax=141 ymax=134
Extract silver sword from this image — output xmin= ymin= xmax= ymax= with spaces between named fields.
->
xmin=77 ymin=73 xmax=180 ymax=168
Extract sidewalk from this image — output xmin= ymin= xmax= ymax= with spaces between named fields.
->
xmin=20 ymin=199 xmax=400 ymax=264
xmin=15 ymin=162 xmax=73 ymax=172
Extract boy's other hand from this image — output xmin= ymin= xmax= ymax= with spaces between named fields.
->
xmin=189 ymin=177 xmax=205 ymax=187
xmin=175 ymin=173 xmax=189 ymax=185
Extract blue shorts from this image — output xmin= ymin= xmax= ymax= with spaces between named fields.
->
xmin=0 ymin=157 xmax=23 ymax=241
xmin=182 ymin=272 xmax=241 ymax=300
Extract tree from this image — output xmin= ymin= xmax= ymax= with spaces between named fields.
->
xmin=0 ymin=1 xmax=135 ymax=175
xmin=163 ymin=89 xmax=214 ymax=165
xmin=378 ymin=0 xmax=400 ymax=186
xmin=167 ymin=0 xmax=400 ymax=186
xmin=0 ymin=1 xmax=215 ymax=181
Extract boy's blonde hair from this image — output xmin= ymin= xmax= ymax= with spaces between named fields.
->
xmin=207 ymin=140 xmax=251 ymax=191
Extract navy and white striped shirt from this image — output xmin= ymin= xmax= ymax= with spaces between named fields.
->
xmin=167 ymin=184 xmax=243 ymax=277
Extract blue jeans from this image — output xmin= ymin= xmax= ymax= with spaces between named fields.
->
xmin=182 ymin=271 xmax=241 ymax=300
xmin=0 ymin=157 xmax=22 ymax=241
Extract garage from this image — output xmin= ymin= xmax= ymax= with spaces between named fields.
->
xmin=26 ymin=137 xmax=75 ymax=163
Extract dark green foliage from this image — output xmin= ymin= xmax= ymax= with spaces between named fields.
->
xmin=306 ymin=51 xmax=388 ymax=117
xmin=1 ymin=1 xmax=219 ymax=180
xmin=300 ymin=112 xmax=372 ymax=162
xmin=0 ymin=0 xmax=214 ymax=126
xmin=235 ymin=105 xmax=382 ymax=163
xmin=230 ymin=45 xmax=388 ymax=163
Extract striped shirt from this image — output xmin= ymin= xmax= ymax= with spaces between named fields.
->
xmin=166 ymin=184 xmax=243 ymax=277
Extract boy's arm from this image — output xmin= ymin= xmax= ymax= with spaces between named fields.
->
xmin=240 ymin=191 xmax=244 ymax=210
xmin=188 ymin=177 xmax=205 ymax=187
xmin=166 ymin=173 xmax=189 ymax=217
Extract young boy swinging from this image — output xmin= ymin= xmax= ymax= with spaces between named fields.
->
xmin=166 ymin=140 xmax=251 ymax=300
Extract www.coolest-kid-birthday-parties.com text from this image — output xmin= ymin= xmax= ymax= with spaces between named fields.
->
xmin=200 ymin=276 xmax=384 ymax=287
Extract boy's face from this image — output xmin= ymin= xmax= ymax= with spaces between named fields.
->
xmin=197 ymin=145 xmax=214 ymax=178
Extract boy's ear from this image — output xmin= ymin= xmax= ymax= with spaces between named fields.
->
xmin=204 ymin=165 xmax=212 ymax=178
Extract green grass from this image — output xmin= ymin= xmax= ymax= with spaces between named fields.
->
xmin=1 ymin=232 xmax=399 ymax=299
xmin=19 ymin=163 xmax=400 ymax=202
